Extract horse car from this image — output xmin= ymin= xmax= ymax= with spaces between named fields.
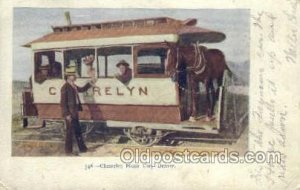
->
xmin=21 ymin=17 xmax=245 ymax=146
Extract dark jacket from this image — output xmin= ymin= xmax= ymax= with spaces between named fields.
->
xmin=60 ymin=82 xmax=91 ymax=118
xmin=116 ymin=68 xmax=132 ymax=83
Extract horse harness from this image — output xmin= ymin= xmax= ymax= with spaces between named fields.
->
xmin=187 ymin=43 xmax=207 ymax=75
xmin=175 ymin=43 xmax=209 ymax=94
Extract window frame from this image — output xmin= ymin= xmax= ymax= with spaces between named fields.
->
xmin=32 ymin=43 xmax=171 ymax=82
xmin=133 ymin=44 xmax=169 ymax=78
xmin=33 ymin=49 xmax=64 ymax=82
xmin=96 ymin=45 xmax=134 ymax=79
xmin=63 ymin=47 xmax=97 ymax=79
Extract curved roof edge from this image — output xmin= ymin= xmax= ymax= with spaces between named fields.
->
xmin=23 ymin=17 xmax=225 ymax=49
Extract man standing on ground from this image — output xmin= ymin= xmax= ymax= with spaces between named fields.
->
xmin=60 ymin=66 xmax=94 ymax=155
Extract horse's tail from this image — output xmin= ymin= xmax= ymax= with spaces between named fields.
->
xmin=217 ymin=51 xmax=234 ymax=77
xmin=223 ymin=61 xmax=240 ymax=84
xmin=225 ymin=63 xmax=232 ymax=75
xmin=212 ymin=49 xmax=234 ymax=76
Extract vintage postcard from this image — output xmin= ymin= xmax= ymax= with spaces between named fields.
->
xmin=0 ymin=0 xmax=299 ymax=189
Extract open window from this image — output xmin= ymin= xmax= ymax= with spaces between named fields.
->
xmin=64 ymin=48 xmax=96 ymax=78
xmin=97 ymin=46 xmax=132 ymax=78
xmin=34 ymin=50 xmax=63 ymax=83
xmin=134 ymin=46 xmax=168 ymax=77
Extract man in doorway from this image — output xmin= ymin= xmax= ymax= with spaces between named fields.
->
xmin=35 ymin=61 xmax=50 ymax=83
xmin=60 ymin=66 xmax=94 ymax=155
xmin=51 ymin=61 xmax=62 ymax=78
xmin=115 ymin=59 xmax=132 ymax=84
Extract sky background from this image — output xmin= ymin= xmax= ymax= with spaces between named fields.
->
xmin=13 ymin=8 xmax=249 ymax=81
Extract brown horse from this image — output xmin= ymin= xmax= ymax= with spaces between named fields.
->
xmin=165 ymin=42 xmax=229 ymax=121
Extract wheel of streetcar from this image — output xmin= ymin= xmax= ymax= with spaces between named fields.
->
xmin=123 ymin=126 xmax=163 ymax=146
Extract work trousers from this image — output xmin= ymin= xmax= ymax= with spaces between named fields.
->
xmin=65 ymin=118 xmax=87 ymax=153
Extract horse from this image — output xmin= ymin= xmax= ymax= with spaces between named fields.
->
xmin=165 ymin=42 xmax=229 ymax=122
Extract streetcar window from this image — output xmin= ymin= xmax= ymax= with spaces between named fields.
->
xmin=97 ymin=46 xmax=132 ymax=78
xmin=34 ymin=50 xmax=62 ymax=83
xmin=63 ymin=48 xmax=96 ymax=78
xmin=136 ymin=48 xmax=167 ymax=75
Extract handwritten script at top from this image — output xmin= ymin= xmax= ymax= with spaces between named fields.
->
xmin=250 ymin=0 xmax=298 ymax=187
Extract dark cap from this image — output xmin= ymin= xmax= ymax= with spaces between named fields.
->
xmin=116 ymin=60 xmax=129 ymax=67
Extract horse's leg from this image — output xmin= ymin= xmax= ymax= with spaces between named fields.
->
xmin=210 ymin=80 xmax=216 ymax=116
xmin=204 ymin=79 xmax=211 ymax=121
xmin=205 ymin=78 xmax=216 ymax=121
xmin=194 ymin=79 xmax=200 ymax=118
xmin=189 ymin=77 xmax=198 ymax=122
xmin=215 ymin=74 xmax=224 ymax=101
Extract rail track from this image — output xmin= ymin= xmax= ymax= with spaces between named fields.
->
xmin=12 ymin=123 xmax=248 ymax=156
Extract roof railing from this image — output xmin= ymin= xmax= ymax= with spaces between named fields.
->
xmin=52 ymin=17 xmax=171 ymax=33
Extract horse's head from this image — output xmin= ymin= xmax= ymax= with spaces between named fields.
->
xmin=164 ymin=41 xmax=179 ymax=81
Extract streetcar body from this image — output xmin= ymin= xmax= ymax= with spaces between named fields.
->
xmin=21 ymin=17 xmax=245 ymax=145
